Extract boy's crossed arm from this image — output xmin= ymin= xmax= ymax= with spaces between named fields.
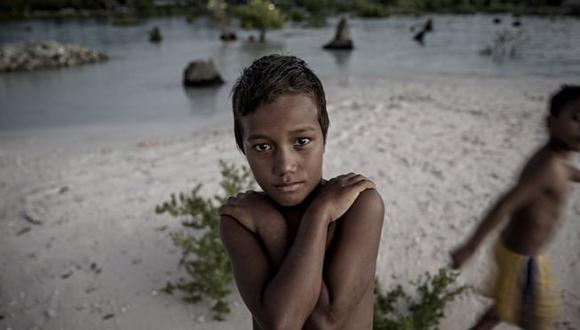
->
xmin=219 ymin=174 xmax=384 ymax=330
xmin=302 ymin=187 xmax=384 ymax=329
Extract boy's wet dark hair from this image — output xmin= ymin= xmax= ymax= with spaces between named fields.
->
xmin=550 ymin=85 xmax=580 ymax=117
xmin=231 ymin=54 xmax=329 ymax=153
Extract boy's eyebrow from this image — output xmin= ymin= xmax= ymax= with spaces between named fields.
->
xmin=247 ymin=133 xmax=270 ymax=141
xmin=247 ymin=126 xmax=318 ymax=141
xmin=288 ymin=126 xmax=318 ymax=134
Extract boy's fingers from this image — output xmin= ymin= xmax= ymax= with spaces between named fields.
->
xmin=331 ymin=173 xmax=352 ymax=183
xmin=220 ymin=204 xmax=242 ymax=216
xmin=345 ymin=174 xmax=370 ymax=185
xmin=351 ymin=178 xmax=376 ymax=192
xmin=343 ymin=172 xmax=358 ymax=181
xmin=218 ymin=205 xmax=230 ymax=216
xmin=336 ymin=173 xmax=361 ymax=186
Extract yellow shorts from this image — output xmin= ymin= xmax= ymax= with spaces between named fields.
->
xmin=491 ymin=240 xmax=558 ymax=330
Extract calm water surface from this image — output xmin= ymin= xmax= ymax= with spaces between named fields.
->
xmin=1 ymin=15 xmax=579 ymax=131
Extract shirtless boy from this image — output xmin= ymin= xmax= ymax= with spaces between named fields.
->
xmin=218 ymin=55 xmax=384 ymax=330
xmin=451 ymin=85 xmax=580 ymax=330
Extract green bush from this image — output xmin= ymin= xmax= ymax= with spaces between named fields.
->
xmin=374 ymin=268 xmax=469 ymax=330
xmin=156 ymin=160 xmax=255 ymax=321
xmin=354 ymin=0 xmax=390 ymax=17
xmin=287 ymin=7 xmax=306 ymax=22
xmin=234 ymin=0 xmax=286 ymax=42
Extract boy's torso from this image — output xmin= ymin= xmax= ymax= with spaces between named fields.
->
xmin=502 ymin=148 xmax=572 ymax=255
xmin=252 ymin=203 xmax=374 ymax=330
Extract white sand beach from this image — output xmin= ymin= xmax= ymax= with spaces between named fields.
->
xmin=1 ymin=76 xmax=579 ymax=330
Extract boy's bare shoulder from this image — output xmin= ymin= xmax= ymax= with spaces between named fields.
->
xmin=344 ymin=188 xmax=385 ymax=222
xmin=355 ymin=188 xmax=384 ymax=210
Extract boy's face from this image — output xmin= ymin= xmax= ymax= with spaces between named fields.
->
xmin=549 ymin=97 xmax=580 ymax=151
xmin=241 ymin=94 xmax=324 ymax=207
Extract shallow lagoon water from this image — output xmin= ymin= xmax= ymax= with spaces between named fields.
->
xmin=1 ymin=15 xmax=579 ymax=132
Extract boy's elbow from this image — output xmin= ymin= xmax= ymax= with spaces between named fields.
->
xmin=259 ymin=313 xmax=305 ymax=330
xmin=305 ymin=307 xmax=347 ymax=330
xmin=258 ymin=303 xmax=313 ymax=330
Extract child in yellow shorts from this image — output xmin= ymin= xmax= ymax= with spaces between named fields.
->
xmin=451 ymin=85 xmax=580 ymax=330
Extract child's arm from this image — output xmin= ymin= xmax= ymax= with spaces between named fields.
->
xmin=220 ymin=174 xmax=376 ymax=329
xmin=219 ymin=191 xmax=288 ymax=268
xmin=303 ymin=188 xmax=384 ymax=329
xmin=451 ymin=176 xmax=539 ymax=268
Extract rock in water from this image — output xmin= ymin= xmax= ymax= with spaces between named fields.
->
xmin=323 ymin=17 xmax=353 ymax=50
xmin=220 ymin=28 xmax=237 ymax=41
xmin=183 ymin=60 xmax=225 ymax=87
xmin=0 ymin=41 xmax=107 ymax=73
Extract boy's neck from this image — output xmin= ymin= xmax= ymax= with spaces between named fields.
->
xmin=546 ymin=137 xmax=573 ymax=159
xmin=276 ymin=179 xmax=324 ymax=220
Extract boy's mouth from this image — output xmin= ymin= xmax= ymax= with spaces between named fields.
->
xmin=274 ymin=181 xmax=304 ymax=193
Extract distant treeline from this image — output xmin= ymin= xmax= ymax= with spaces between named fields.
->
xmin=0 ymin=0 xmax=571 ymax=20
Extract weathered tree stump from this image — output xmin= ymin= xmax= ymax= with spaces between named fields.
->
xmin=323 ymin=17 xmax=354 ymax=50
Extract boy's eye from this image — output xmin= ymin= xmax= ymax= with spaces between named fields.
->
xmin=295 ymin=137 xmax=311 ymax=146
xmin=252 ymin=143 xmax=271 ymax=152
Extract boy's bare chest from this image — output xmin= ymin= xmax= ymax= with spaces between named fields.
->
xmin=286 ymin=220 xmax=337 ymax=250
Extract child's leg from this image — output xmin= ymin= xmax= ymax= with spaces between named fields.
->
xmin=470 ymin=306 xmax=500 ymax=330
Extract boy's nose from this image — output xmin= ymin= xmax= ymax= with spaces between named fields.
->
xmin=273 ymin=148 xmax=298 ymax=176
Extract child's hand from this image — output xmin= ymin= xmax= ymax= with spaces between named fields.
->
xmin=450 ymin=244 xmax=474 ymax=269
xmin=311 ymin=173 xmax=376 ymax=223
xmin=219 ymin=191 xmax=283 ymax=233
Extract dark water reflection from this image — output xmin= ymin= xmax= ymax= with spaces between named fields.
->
xmin=1 ymin=15 xmax=579 ymax=131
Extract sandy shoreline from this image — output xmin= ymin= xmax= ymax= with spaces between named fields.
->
xmin=1 ymin=76 xmax=579 ymax=329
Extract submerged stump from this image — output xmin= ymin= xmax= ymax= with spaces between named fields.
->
xmin=323 ymin=17 xmax=354 ymax=50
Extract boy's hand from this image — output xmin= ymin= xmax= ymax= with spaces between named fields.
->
xmin=311 ymin=173 xmax=376 ymax=223
xmin=219 ymin=191 xmax=282 ymax=233
xmin=450 ymin=244 xmax=475 ymax=269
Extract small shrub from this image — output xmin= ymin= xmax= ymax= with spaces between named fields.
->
xmin=234 ymin=0 xmax=286 ymax=42
xmin=288 ymin=7 xmax=306 ymax=22
xmin=148 ymin=26 xmax=162 ymax=43
xmin=374 ymin=267 xmax=469 ymax=330
xmin=155 ymin=160 xmax=255 ymax=321
xmin=354 ymin=0 xmax=391 ymax=17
